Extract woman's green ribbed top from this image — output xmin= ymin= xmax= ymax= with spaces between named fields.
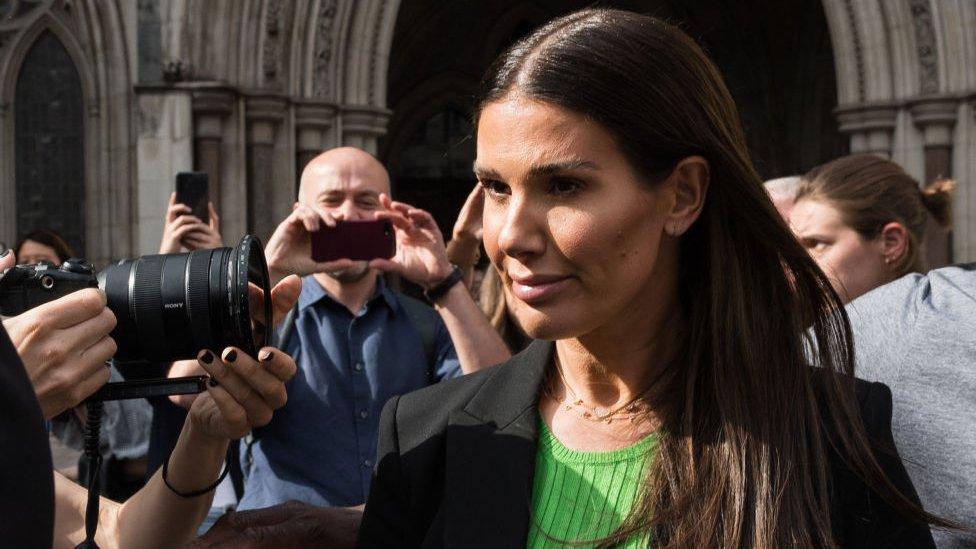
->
xmin=527 ymin=418 xmax=657 ymax=548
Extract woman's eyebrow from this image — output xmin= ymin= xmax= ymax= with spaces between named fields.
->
xmin=472 ymin=163 xmax=500 ymax=180
xmin=472 ymin=159 xmax=599 ymax=179
xmin=527 ymin=159 xmax=599 ymax=176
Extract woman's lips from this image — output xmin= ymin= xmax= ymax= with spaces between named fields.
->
xmin=509 ymin=275 xmax=571 ymax=304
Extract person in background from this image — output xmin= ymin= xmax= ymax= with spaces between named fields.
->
xmin=790 ymin=154 xmax=953 ymax=304
xmin=15 ymin=228 xmax=74 ymax=265
xmin=790 ymin=154 xmax=973 ymax=546
xmin=764 ymin=175 xmax=801 ymax=220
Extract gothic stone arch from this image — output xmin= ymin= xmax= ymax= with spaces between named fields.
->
xmin=0 ymin=0 xmax=134 ymax=265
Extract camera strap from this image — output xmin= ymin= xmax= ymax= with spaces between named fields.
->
xmin=75 ymin=400 xmax=104 ymax=549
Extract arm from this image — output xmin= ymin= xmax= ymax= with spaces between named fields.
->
xmin=431 ymin=281 xmax=511 ymax=374
xmin=53 ymin=424 xmax=227 ymax=549
xmin=53 ymin=347 xmax=297 ymax=549
xmin=371 ymin=196 xmax=511 ymax=373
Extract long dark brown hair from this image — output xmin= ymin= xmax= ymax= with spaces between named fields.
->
xmin=476 ymin=9 xmax=950 ymax=547
xmin=796 ymin=154 xmax=954 ymax=278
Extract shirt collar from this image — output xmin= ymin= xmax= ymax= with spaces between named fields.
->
xmin=298 ymin=274 xmax=400 ymax=315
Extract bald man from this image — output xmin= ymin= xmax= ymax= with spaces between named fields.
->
xmin=764 ymin=175 xmax=801 ymax=221
xmin=237 ymin=147 xmax=510 ymax=512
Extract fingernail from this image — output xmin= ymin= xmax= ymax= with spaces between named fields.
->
xmin=208 ymin=376 xmax=219 ymax=387
xmin=258 ymin=349 xmax=274 ymax=362
xmin=225 ymin=350 xmax=238 ymax=363
xmin=199 ymin=350 xmax=214 ymax=364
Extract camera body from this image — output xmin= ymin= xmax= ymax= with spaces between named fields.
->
xmin=0 ymin=259 xmax=98 ymax=317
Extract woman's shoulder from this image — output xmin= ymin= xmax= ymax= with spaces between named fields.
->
xmin=383 ymin=340 xmax=551 ymax=450
xmin=810 ymin=368 xmax=893 ymax=436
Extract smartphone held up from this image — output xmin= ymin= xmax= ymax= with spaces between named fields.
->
xmin=311 ymin=219 xmax=396 ymax=263
xmin=175 ymin=171 xmax=210 ymax=223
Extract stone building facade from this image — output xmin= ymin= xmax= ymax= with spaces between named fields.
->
xmin=1 ymin=0 xmax=974 ymax=267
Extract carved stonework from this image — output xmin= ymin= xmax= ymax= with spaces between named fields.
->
xmin=312 ymin=0 xmax=338 ymax=98
xmin=842 ymin=0 xmax=866 ymax=102
xmin=0 ymin=0 xmax=47 ymax=51
xmin=262 ymin=0 xmax=282 ymax=86
xmin=368 ymin=0 xmax=388 ymax=105
xmin=908 ymin=0 xmax=939 ymax=95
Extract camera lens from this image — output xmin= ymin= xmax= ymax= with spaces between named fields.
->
xmin=99 ymin=235 xmax=272 ymax=363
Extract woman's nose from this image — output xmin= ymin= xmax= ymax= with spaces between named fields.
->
xmin=495 ymin=198 xmax=546 ymax=261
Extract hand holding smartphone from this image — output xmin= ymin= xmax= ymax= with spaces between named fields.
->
xmin=310 ymin=219 xmax=396 ymax=262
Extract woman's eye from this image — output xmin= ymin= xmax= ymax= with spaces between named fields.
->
xmin=548 ymin=178 xmax=583 ymax=197
xmin=480 ymin=179 xmax=510 ymax=197
xmin=804 ymin=239 xmax=829 ymax=252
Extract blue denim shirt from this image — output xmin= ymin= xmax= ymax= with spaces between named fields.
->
xmin=238 ymin=276 xmax=461 ymax=509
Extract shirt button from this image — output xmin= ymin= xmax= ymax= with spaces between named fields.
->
xmin=362 ymin=459 xmax=372 ymax=468
xmin=359 ymin=410 xmax=368 ymax=419
xmin=353 ymin=362 xmax=363 ymax=372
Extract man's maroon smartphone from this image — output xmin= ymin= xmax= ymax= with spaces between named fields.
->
xmin=310 ymin=219 xmax=396 ymax=262
xmin=175 ymin=172 xmax=209 ymax=223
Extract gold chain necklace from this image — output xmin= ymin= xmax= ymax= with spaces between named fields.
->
xmin=550 ymin=356 xmax=653 ymax=424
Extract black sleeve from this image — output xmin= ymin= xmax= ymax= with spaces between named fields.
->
xmin=846 ymin=382 xmax=935 ymax=548
xmin=357 ymin=395 xmax=410 ymax=548
xmin=0 ymin=325 xmax=54 ymax=548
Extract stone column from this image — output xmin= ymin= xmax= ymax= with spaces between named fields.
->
xmin=294 ymin=102 xmax=338 ymax=191
xmin=245 ymin=96 xmax=287 ymax=241
xmin=191 ymin=90 xmax=235 ymax=216
xmin=341 ymin=105 xmax=392 ymax=155
xmin=834 ymin=104 xmax=898 ymax=158
xmin=909 ymin=97 xmax=958 ymax=268
xmin=0 ymin=101 xmax=14 ymax=244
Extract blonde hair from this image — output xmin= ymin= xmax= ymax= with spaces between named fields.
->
xmin=796 ymin=154 xmax=954 ymax=277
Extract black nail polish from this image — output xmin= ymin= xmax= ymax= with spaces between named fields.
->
xmin=258 ymin=349 xmax=274 ymax=362
xmin=200 ymin=351 xmax=214 ymax=364
xmin=225 ymin=350 xmax=238 ymax=363
xmin=208 ymin=377 xmax=219 ymax=387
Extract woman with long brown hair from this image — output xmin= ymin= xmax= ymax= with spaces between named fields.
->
xmin=358 ymin=9 xmax=946 ymax=547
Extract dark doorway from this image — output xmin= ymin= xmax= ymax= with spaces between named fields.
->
xmin=15 ymin=31 xmax=86 ymax=255
xmin=382 ymin=1 xmax=846 ymax=232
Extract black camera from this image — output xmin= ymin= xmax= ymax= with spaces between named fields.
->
xmin=0 ymin=235 xmax=272 ymax=363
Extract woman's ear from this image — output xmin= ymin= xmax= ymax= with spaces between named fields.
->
xmin=665 ymin=155 xmax=709 ymax=236
xmin=879 ymin=222 xmax=909 ymax=266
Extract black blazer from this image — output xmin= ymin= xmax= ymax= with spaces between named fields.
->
xmin=0 ymin=324 xmax=54 ymax=548
xmin=358 ymin=341 xmax=934 ymax=548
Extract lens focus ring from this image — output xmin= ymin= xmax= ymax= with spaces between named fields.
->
xmin=131 ymin=256 xmax=167 ymax=359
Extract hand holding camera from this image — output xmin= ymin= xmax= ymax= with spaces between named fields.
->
xmin=2 ymin=285 xmax=116 ymax=419
xmin=187 ymin=346 xmax=296 ymax=441
xmin=1 ymin=249 xmax=116 ymax=419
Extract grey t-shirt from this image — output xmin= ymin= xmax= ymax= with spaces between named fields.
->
xmin=846 ymin=264 xmax=976 ymax=548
